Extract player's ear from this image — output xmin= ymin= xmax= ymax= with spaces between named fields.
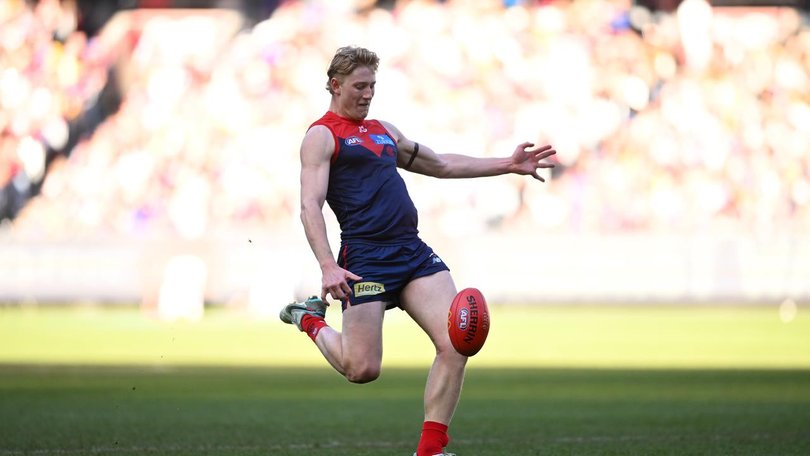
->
xmin=330 ymin=77 xmax=341 ymax=94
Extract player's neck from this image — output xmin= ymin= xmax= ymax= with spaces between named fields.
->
xmin=328 ymin=109 xmax=365 ymax=124
xmin=328 ymin=101 xmax=367 ymax=123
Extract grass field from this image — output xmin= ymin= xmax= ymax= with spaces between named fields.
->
xmin=1 ymin=304 xmax=809 ymax=455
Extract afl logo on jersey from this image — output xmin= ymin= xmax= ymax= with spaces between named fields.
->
xmin=345 ymin=136 xmax=363 ymax=146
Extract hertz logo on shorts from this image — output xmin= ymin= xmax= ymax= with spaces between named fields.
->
xmin=354 ymin=282 xmax=385 ymax=297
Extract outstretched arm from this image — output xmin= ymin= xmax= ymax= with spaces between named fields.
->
xmin=381 ymin=121 xmax=556 ymax=181
xmin=299 ymin=126 xmax=361 ymax=301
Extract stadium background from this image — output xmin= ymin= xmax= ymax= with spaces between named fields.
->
xmin=2 ymin=0 xmax=809 ymax=314
xmin=1 ymin=1 xmax=809 ymax=455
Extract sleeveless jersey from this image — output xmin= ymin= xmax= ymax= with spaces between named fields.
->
xmin=309 ymin=111 xmax=419 ymax=243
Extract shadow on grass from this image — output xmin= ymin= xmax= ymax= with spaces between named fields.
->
xmin=1 ymin=365 xmax=809 ymax=455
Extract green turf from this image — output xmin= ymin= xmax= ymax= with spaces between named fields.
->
xmin=1 ymin=365 xmax=809 ymax=455
xmin=1 ymin=305 xmax=809 ymax=455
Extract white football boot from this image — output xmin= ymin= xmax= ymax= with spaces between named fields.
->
xmin=279 ymin=296 xmax=328 ymax=330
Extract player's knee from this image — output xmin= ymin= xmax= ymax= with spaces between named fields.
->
xmin=347 ymin=368 xmax=380 ymax=384
xmin=437 ymin=344 xmax=468 ymax=367
xmin=345 ymin=363 xmax=381 ymax=384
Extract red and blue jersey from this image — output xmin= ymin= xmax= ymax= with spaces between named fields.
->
xmin=309 ymin=111 xmax=419 ymax=243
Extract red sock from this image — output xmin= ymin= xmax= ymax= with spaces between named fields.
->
xmin=300 ymin=314 xmax=328 ymax=342
xmin=416 ymin=421 xmax=449 ymax=456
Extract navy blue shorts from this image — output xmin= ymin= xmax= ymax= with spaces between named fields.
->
xmin=337 ymin=238 xmax=450 ymax=311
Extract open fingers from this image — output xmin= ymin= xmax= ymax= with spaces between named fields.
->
xmin=518 ymin=141 xmax=535 ymax=151
xmin=527 ymin=143 xmax=553 ymax=153
xmin=531 ymin=171 xmax=546 ymax=182
xmin=528 ymin=145 xmax=555 ymax=182
xmin=528 ymin=146 xmax=556 ymax=160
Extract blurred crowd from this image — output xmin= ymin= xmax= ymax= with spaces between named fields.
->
xmin=1 ymin=0 xmax=102 ymax=221
xmin=2 ymin=0 xmax=809 ymax=240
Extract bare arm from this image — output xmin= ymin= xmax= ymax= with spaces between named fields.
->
xmin=299 ymin=126 xmax=361 ymax=301
xmin=381 ymin=121 xmax=556 ymax=181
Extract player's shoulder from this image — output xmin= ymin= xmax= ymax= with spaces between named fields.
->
xmin=304 ymin=120 xmax=333 ymax=139
xmin=374 ymin=119 xmax=401 ymax=142
xmin=305 ymin=122 xmax=331 ymax=135
xmin=301 ymin=124 xmax=335 ymax=159
xmin=374 ymin=119 xmax=394 ymax=131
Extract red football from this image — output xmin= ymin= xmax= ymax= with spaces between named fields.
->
xmin=447 ymin=287 xmax=490 ymax=356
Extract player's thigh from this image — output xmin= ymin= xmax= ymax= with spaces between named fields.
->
xmin=400 ymin=270 xmax=457 ymax=349
xmin=341 ymin=300 xmax=386 ymax=364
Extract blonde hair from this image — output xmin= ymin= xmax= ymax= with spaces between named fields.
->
xmin=325 ymin=46 xmax=379 ymax=94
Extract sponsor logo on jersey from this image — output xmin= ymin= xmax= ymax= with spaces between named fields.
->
xmin=359 ymin=125 xmax=368 ymax=133
xmin=370 ymin=134 xmax=395 ymax=146
xmin=354 ymin=281 xmax=385 ymax=297
xmin=345 ymin=136 xmax=363 ymax=146
xmin=430 ymin=254 xmax=443 ymax=264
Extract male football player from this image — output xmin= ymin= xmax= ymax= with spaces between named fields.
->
xmin=280 ymin=46 xmax=556 ymax=456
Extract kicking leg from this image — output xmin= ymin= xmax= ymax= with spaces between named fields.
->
xmin=401 ymin=271 xmax=467 ymax=455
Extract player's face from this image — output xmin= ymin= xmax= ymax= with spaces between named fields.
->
xmin=335 ymin=66 xmax=375 ymax=120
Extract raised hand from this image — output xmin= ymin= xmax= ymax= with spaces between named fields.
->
xmin=511 ymin=142 xmax=556 ymax=182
